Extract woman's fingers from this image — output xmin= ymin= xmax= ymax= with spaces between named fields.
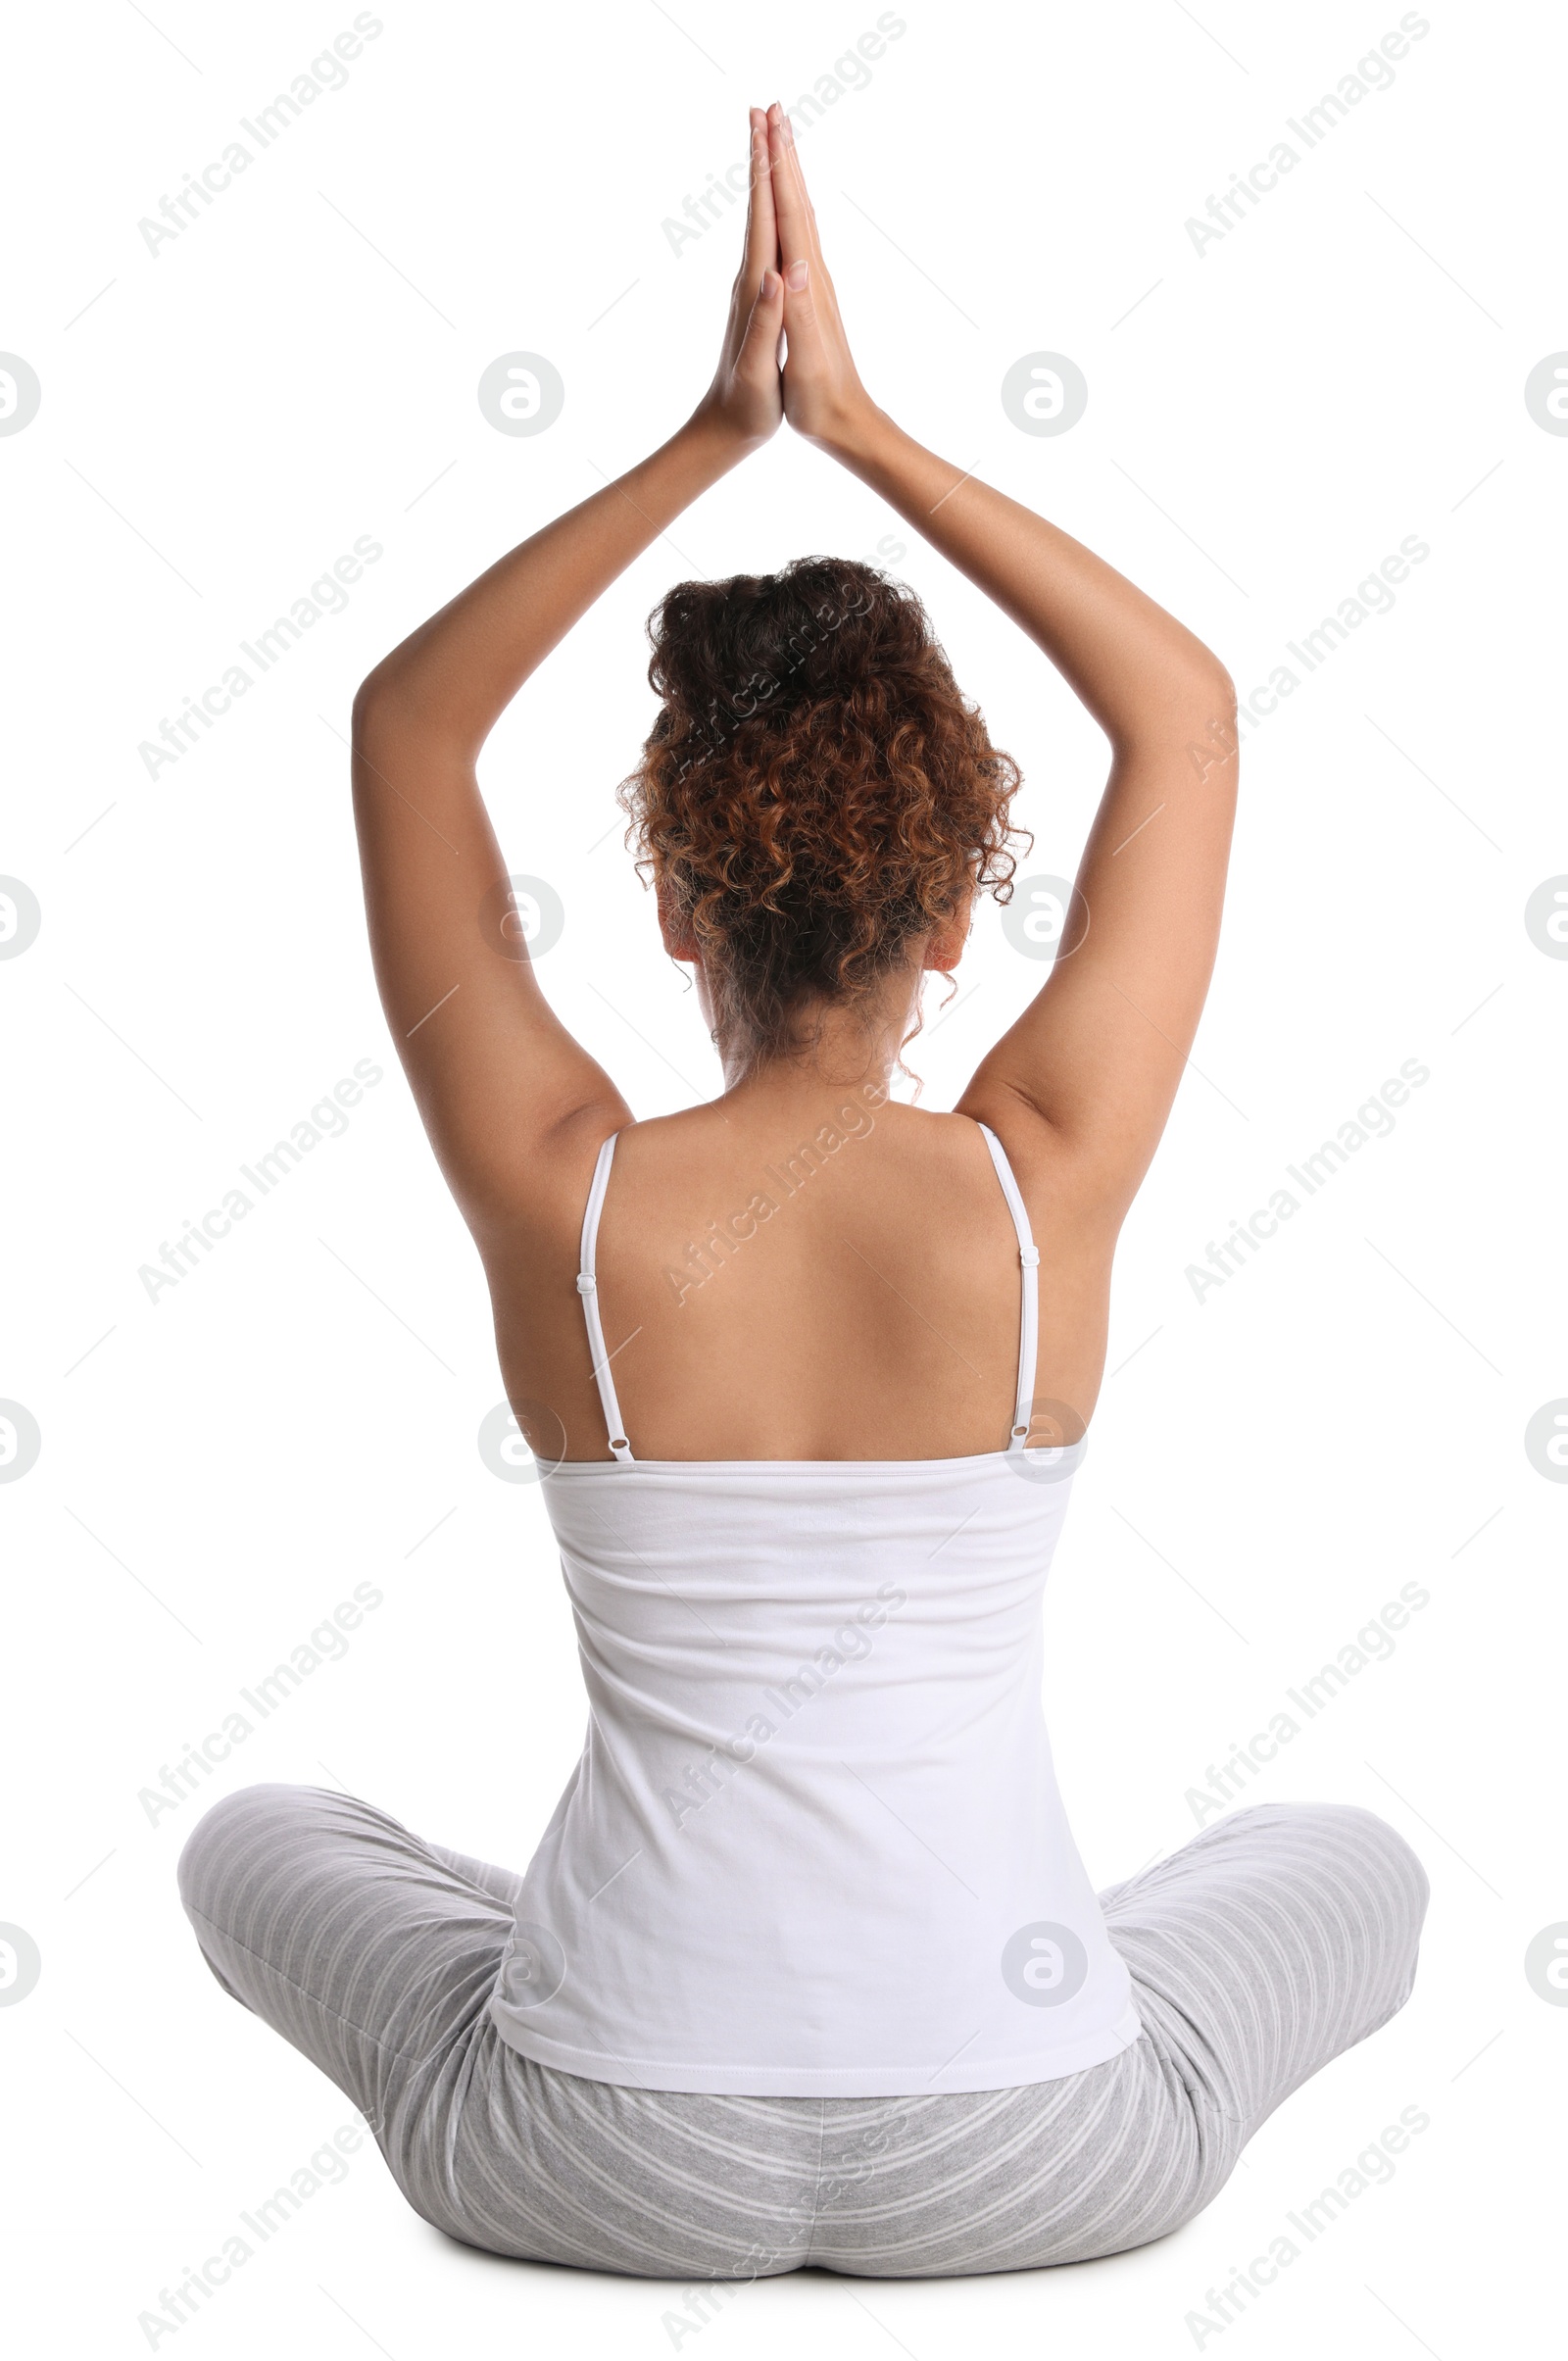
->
xmin=766 ymin=102 xmax=818 ymax=269
xmin=694 ymin=111 xmax=783 ymax=445
xmin=766 ymin=104 xmax=850 ymax=347
xmin=787 ymin=131 xmax=846 ymax=334
xmin=766 ymin=109 xmax=828 ymax=355
xmin=754 ymin=101 xmax=871 ymax=444
xmin=741 ymin=108 xmax=777 ymax=290
xmin=780 ymin=253 xmax=821 ymax=369
xmin=780 ymin=110 xmax=823 ymax=246
xmin=766 ymin=105 xmax=854 ymax=372
xmin=737 ymin=265 xmax=784 ymax=379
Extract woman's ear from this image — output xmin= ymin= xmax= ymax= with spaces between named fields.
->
xmin=657 ymin=887 xmax=699 ymax=964
xmin=922 ymin=895 xmax=974 ymax=974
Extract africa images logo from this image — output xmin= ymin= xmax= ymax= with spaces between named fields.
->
xmin=1001 ymin=1921 xmax=1089 ymax=2007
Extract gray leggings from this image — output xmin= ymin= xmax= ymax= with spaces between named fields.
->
xmin=176 ymin=1784 xmax=1427 ymax=2279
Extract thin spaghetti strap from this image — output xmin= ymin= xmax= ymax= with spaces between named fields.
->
xmin=975 ymin=1122 xmax=1041 ymax=1451
xmin=576 ymin=1134 xmax=634 ymax=1462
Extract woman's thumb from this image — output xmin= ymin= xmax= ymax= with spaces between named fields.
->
xmin=741 ymin=266 xmax=784 ymax=354
xmin=778 ymin=257 xmax=822 ymax=361
xmin=782 ymin=257 xmax=814 ymax=318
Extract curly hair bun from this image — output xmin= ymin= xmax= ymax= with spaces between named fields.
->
xmin=619 ymin=556 xmax=1024 ymax=1059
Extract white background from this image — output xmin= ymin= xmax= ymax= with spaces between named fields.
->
xmin=3 ymin=0 xmax=1564 ymax=2353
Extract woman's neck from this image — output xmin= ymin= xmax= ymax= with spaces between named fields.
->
xmin=711 ymin=973 xmax=927 ymax=1103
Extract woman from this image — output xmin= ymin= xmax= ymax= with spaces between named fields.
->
xmin=178 ymin=106 xmax=1427 ymax=2279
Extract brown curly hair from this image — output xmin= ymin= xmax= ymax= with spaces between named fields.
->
xmin=618 ymin=557 xmax=1027 ymax=1062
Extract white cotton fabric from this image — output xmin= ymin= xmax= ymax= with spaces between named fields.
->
xmin=179 ymin=1785 xmax=1429 ymax=2276
xmin=491 ymin=1451 xmax=1142 ymax=2094
xmin=488 ymin=1125 xmax=1142 ymax=2095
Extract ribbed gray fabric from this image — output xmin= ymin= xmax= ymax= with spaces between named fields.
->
xmin=176 ymin=1785 xmax=1427 ymax=2279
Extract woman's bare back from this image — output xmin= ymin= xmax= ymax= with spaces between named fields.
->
xmin=483 ymin=1094 xmax=1115 ymax=1465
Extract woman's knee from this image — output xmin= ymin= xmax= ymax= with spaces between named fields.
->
xmin=1215 ymin=1800 xmax=1431 ymax=2006
xmin=1329 ymin=1801 xmax=1428 ymax=1891
xmin=176 ymin=1781 xmax=333 ymax=1919
xmin=1160 ymin=1800 xmax=1431 ymax=2002
xmin=1198 ymin=1800 xmax=1427 ymax=1902
xmin=1282 ymin=1801 xmax=1429 ymax=1927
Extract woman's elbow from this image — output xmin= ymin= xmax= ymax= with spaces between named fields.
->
xmin=351 ymin=659 xmax=427 ymax=762
xmin=351 ymin=662 xmax=397 ymax=744
xmin=1178 ymin=648 xmax=1235 ymax=720
xmin=1176 ymin=656 xmax=1238 ymax=761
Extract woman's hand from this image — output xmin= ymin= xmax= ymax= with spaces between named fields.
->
xmin=765 ymin=101 xmax=878 ymax=452
xmin=692 ymin=109 xmax=787 ymax=452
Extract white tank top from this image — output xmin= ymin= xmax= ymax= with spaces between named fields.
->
xmin=490 ymin=1123 xmax=1141 ymax=2095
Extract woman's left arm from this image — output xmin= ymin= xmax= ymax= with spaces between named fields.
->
xmin=352 ymin=112 xmax=784 ymax=1235
xmin=760 ymin=105 xmax=1237 ymax=1228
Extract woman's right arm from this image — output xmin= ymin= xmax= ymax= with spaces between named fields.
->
xmin=350 ymin=113 xmax=786 ymax=1240
xmin=762 ymin=106 xmax=1238 ymax=1222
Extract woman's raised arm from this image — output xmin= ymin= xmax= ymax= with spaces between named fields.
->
xmin=762 ymin=105 xmax=1238 ymax=1225
xmin=351 ymin=113 xmax=786 ymax=1235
